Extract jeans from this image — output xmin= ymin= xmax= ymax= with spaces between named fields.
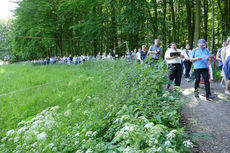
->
xmin=168 ymin=63 xmax=182 ymax=86
xmin=194 ymin=68 xmax=211 ymax=97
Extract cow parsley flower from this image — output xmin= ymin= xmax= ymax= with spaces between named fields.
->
xmin=144 ymin=122 xmax=155 ymax=129
xmin=86 ymin=148 xmax=93 ymax=153
xmin=37 ymin=132 xmax=47 ymax=140
xmin=75 ymin=150 xmax=84 ymax=153
xmin=164 ymin=140 xmax=171 ymax=146
xmin=166 ymin=130 xmax=176 ymax=140
xmin=6 ymin=130 xmax=15 ymax=137
xmin=183 ymin=140 xmax=193 ymax=148
xmin=64 ymin=109 xmax=72 ymax=117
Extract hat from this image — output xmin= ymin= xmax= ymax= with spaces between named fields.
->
xmin=198 ymin=39 xmax=206 ymax=46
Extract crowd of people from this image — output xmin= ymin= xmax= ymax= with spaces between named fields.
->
xmin=32 ymin=50 xmax=119 ymax=65
xmin=31 ymin=37 xmax=230 ymax=100
xmin=123 ymin=38 xmax=230 ymax=100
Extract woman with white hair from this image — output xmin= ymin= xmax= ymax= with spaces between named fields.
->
xmin=221 ymin=37 xmax=230 ymax=95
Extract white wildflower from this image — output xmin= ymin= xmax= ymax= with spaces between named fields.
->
xmin=1 ymin=137 xmax=7 ymax=142
xmin=37 ymin=132 xmax=47 ymax=140
xmin=183 ymin=140 xmax=193 ymax=148
xmin=6 ymin=130 xmax=15 ymax=137
xmin=75 ymin=132 xmax=80 ymax=137
xmin=75 ymin=150 xmax=84 ymax=153
xmin=123 ymin=146 xmax=135 ymax=153
xmin=144 ymin=122 xmax=155 ymax=129
xmin=86 ymin=131 xmax=96 ymax=137
xmin=50 ymin=106 xmax=60 ymax=111
xmin=64 ymin=109 xmax=72 ymax=117
xmin=164 ymin=140 xmax=171 ymax=146
xmin=74 ymin=141 xmax=79 ymax=145
xmin=18 ymin=120 xmax=26 ymax=126
xmin=67 ymin=103 xmax=72 ymax=108
xmin=86 ymin=148 xmax=93 ymax=153
xmin=14 ymin=136 xmax=20 ymax=143
xmin=75 ymin=98 xmax=81 ymax=103
xmin=138 ymin=116 xmax=149 ymax=122
xmin=48 ymin=143 xmax=55 ymax=148
xmin=83 ymin=110 xmax=88 ymax=115
xmin=166 ymin=130 xmax=176 ymax=140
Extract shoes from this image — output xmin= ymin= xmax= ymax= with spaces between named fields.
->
xmin=225 ymin=90 xmax=230 ymax=95
xmin=185 ymin=78 xmax=191 ymax=82
xmin=206 ymin=94 xmax=215 ymax=100
xmin=194 ymin=92 xmax=199 ymax=98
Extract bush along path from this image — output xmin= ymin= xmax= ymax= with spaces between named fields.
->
xmin=180 ymin=78 xmax=230 ymax=153
xmin=0 ymin=61 xmax=192 ymax=152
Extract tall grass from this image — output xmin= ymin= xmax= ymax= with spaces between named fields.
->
xmin=0 ymin=60 xmax=191 ymax=152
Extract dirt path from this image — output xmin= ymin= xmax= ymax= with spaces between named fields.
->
xmin=180 ymin=79 xmax=230 ymax=153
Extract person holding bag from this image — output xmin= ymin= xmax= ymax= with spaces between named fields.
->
xmin=165 ymin=42 xmax=184 ymax=88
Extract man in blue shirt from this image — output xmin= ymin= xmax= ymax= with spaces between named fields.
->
xmin=190 ymin=39 xmax=215 ymax=100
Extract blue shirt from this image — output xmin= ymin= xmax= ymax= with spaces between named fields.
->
xmin=141 ymin=50 xmax=147 ymax=60
xmin=190 ymin=47 xmax=210 ymax=69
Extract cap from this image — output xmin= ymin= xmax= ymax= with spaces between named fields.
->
xmin=198 ymin=39 xmax=206 ymax=46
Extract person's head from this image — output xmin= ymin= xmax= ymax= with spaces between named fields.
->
xmin=226 ymin=37 xmax=230 ymax=46
xmin=113 ymin=49 xmax=116 ymax=53
xmin=155 ymin=39 xmax=160 ymax=46
xmin=181 ymin=44 xmax=185 ymax=49
xmin=142 ymin=45 xmax=146 ymax=51
xmin=134 ymin=49 xmax=137 ymax=52
xmin=222 ymin=40 xmax=227 ymax=47
xmin=197 ymin=39 xmax=206 ymax=49
xmin=186 ymin=44 xmax=190 ymax=50
xmin=170 ymin=42 xmax=176 ymax=49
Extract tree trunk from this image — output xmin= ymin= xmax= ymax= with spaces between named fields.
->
xmin=170 ymin=0 xmax=176 ymax=42
xmin=203 ymin=0 xmax=208 ymax=41
xmin=194 ymin=0 xmax=201 ymax=47
xmin=211 ymin=0 xmax=215 ymax=53
xmin=186 ymin=0 xmax=193 ymax=47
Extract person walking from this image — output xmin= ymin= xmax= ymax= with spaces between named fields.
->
xmin=221 ymin=37 xmax=230 ymax=95
xmin=165 ymin=42 xmax=184 ymax=88
xmin=148 ymin=39 xmax=162 ymax=65
xmin=216 ymin=40 xmax=227 ymax=87
xmin=181 ymin=44 xmax=193 ymax=82
xmin=190 ymin=39 xmax=215 ymax=100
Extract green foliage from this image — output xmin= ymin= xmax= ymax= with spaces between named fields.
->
xmin=0 ymin=61 xmax=192 ymax=152
xmin=10 ymin=0 xmax=227 ymax=61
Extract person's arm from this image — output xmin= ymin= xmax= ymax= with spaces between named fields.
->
xmin=190 ymin=50 xmax=202 ymax=62
xmin=165 ymin=49 xmax=178 ymax=60
xmin=190 ymin=57 xmax=202 ymax=62
xmin=148 ymin=46 xmax=158 ymax=54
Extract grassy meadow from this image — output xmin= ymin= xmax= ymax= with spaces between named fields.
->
xmin=0 ymin=60 xmax=192 ymax=152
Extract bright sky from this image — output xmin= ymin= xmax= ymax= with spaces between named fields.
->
xmin=0 ymin=0 xmax=18 ymax=18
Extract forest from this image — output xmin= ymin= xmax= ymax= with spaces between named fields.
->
xmin=0 ymin=0 xmax=229 ymax=61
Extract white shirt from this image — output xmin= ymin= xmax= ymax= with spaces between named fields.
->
xmin=165 ymin=48 xmax=182 ymax=64
xmin=181 ymin=49 xmax=192 ymax=61
xmin=226 ymin=46 xmax=230 ymax=60
xmin=136 ymin=52 xmax=141 ymax=60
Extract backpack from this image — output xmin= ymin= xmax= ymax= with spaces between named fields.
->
xmin=223 ymin=56 xmax=230 ymax=79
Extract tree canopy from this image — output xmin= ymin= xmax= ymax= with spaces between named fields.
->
xmin=2 ymin=0 xmax=230 ymax=61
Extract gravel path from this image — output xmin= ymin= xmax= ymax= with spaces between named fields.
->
xmin=180 ymin=79 xmax=230 ymax=153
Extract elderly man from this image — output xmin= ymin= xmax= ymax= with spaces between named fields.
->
xmin=148 ymin=39 xmax=162 ymax=65
xmin=190 ymin=39 xmax=215 ymax=100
